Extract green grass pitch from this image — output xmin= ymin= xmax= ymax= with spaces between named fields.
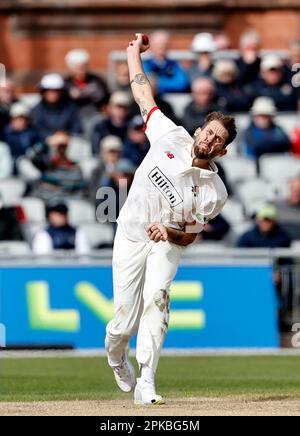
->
xmin=1 ymin=356 xmax=300 ymax=402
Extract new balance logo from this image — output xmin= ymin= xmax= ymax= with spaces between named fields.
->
xmin=148 ymin=167 xmax=183 ymax=208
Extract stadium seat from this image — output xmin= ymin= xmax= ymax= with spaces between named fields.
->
xmin=260 ymin=154 xmax=300 ymax=192
xmin=20 ymin=197 xmax=46 ymax=223
xmin=185 ymin=241 xmax=228 ymax=254
xmin=221 ymin=198 xmax=245 ymax=225
xmin=276 ymin=113 xmax=300 ymax=134
xmin=67 ymin=136 xmax=92 ymax=163
xmin=0 ymin=241 xmax=31 ymax=255
xmin=0 ymin=178 xmax=26 ymax=206
xmin=236 ymin=178 xmax=275 ymax=216
xmin=291 ymin=240 xmax=300 ymax=252
xmin=220 ymin=156 xmax=257 ymax=186
xmin=19 ymin=93 xmax=41 ymax=109
xmin=79 ymin=158 xmax=99 ymax=181
xmin=68 ymin=199 xmax=96 ymax=226
xmin=22 ymin=222 xmax=45 ymax=244
xmin=79 ymin=223 xmax=114 ymax=249
xmin=225 ymin=221 xmax=254 ymax=245
xmin=164 ymin=93 xmax=192 ymax=119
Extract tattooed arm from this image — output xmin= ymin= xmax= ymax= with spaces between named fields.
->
xmin=127 ymin=33 xmax=157 ymax=120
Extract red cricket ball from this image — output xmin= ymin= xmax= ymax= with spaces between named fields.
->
xmin=142 ymin=34 xmax=150 ymax=46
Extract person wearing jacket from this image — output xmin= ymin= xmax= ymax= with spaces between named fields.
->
xmin=251 ymin=55 xmax=298 ymax=112
xmin=31 ymin=74 xmax=82 ymax=141
xmin=213 ymin=60 xmax=252 ymax=113
xmin=3 ymin=102 xmax=44 ymax=173
xmin=243 ymin=97 xmax=291 ymax=161
xmin=32 ymin=202 xmax=90 ymax=255
xmin=183 ymin=77 xmax=222 ymax=136
xmin=143 ymin=31 xmax=189 ymax=95
xmin=237 ymin=204 xmax=291 ymax=249
xmin=64 ymin=48 xmax=109 ymax=116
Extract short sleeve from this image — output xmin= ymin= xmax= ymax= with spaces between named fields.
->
xmin=144 ymin=108 xmax=178 ymax=145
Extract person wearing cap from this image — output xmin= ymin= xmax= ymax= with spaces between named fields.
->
xmin=122 ymin=115 xmax=150 ymax=167
xmin=188 ymin=33 xmax=216 ymax=83
xmin=64 ymin=48 xmax=109 ymax=117
xmin=251 ymin=55 xmax=298 ymax=112
xmin=182 ymin=77 xmax=222 ymax=136
xmin=89 ymin=135 xmax=123 ymax=202
xmin=91 ymin=91 xmax=130 ymax=155
xmin=143 ymin=31 xmax=189 ymax=95
xmin=237 ymin=203 xmax=291 ymax=248
xmin=32 ymin=202 xmax=90 ymax=255
xmin=243 ymin=97 xmax=291 ymax=162
xmin=3 ymin=102 xmax=44 ymax=172
xmin=236 ymin=30 xmax=262 ymax=86
xmin=213 ymin=60 xmax=252 ymax=113
xmin=31 ymin=73 xmax=82 ymax=141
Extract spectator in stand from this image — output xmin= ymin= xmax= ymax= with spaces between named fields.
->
xmin=213 ymin=60 xmax=252 ymax=112
xmin=128 ymin=75 xmax=178 ymax=124
xmin=237 ymin=204 xmax=291 ymax=248
xmin=214 ymin=33 xmax=231 ymax=51
xmin=182 ymin=77 xmax=222 ymax=136
xmin=196 ymin=214 xmax=230 ymax=242
xmin=112 ymin=61 xmax=131 ymax=93
xmin=31 ymin=74 xmax=82 ymax=141
xmin=89 ymin=135 xmax=123 ymax=202
xmin=91 ymin=91 xmax=130 ymax=155
xmin=31 ymin=131 xmax=86 ymax=202
xmin=285 ymin=40 xmax=300 ymax=82
xmin=64 ymin=48 xmax=109 ymax=117
xmin=143 ymin=30 xmax=189 ymax=95
xmin=188 ymin=33 xmax=216 ymax=83
xmin=0 ymin=141 xmax=13 ymax=179
xmin=236 ymin=30 xmax=262 ymax=86
xmin=3 ymin=103 xmax=45 ymax=173
xmin=0 ymin=195 xmax=24 ymax=241
xmin=123 ymin=116 xmax=150 ymax=167
xmin=274 ymin=177 xmax=300 ymax=240
xmin=0 ymin=78 xmax=18 ymax=140
xmin=243 ymin=97 xmax=291 ymax=161
xmin=251 ymin=55 xmax=298 ymax=112
xmin=96 ymin=158 xmax=136 ymax=233
xmin=32 ymin=202 xmax=90 ymax=255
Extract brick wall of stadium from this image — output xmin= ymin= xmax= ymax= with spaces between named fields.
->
xmin=0 ymin=0 xmax=299 ymax=91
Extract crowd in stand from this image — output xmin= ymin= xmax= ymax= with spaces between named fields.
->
xmin=0 ymin=29 xmax=300 ymax=253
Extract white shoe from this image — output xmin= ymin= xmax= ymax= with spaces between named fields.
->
xmin=112 ymin=351 xmax=136 ymax=393
xmin=134 ymin=378 xmax=165 ymax=405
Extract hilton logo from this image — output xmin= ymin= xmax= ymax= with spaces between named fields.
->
xmin=148 ymin=167 xmax=183 ymax=208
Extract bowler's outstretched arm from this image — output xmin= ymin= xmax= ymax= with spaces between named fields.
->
xmin=127 ymin=33 xmax=157 ymax=119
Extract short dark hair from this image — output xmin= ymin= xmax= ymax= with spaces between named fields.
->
xmin=204 ymin=112 xmax=237 ymax=148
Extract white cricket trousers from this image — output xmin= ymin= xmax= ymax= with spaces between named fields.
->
xmin=105 ymin=226 xmax=183 ymax=373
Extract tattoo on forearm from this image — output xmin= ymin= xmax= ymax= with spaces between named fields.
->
xmin=131 ymin=74 xmax=147 ymax=85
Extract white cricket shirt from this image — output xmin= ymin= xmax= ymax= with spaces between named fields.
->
xmin=117 ymin=109 xmax=228 ymax=242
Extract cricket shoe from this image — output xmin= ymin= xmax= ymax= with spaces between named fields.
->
xmin=112 ymin=351 xmax=136 ymax=393
xmin=134 ymin=378 xmax=165 ymax=405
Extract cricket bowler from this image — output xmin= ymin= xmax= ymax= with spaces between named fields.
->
xmin=105 ymin=33 xmax=237 ymax=405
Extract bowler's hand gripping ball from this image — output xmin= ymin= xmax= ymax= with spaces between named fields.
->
xmin=141 ymin=34 xmax=149 ymax=46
